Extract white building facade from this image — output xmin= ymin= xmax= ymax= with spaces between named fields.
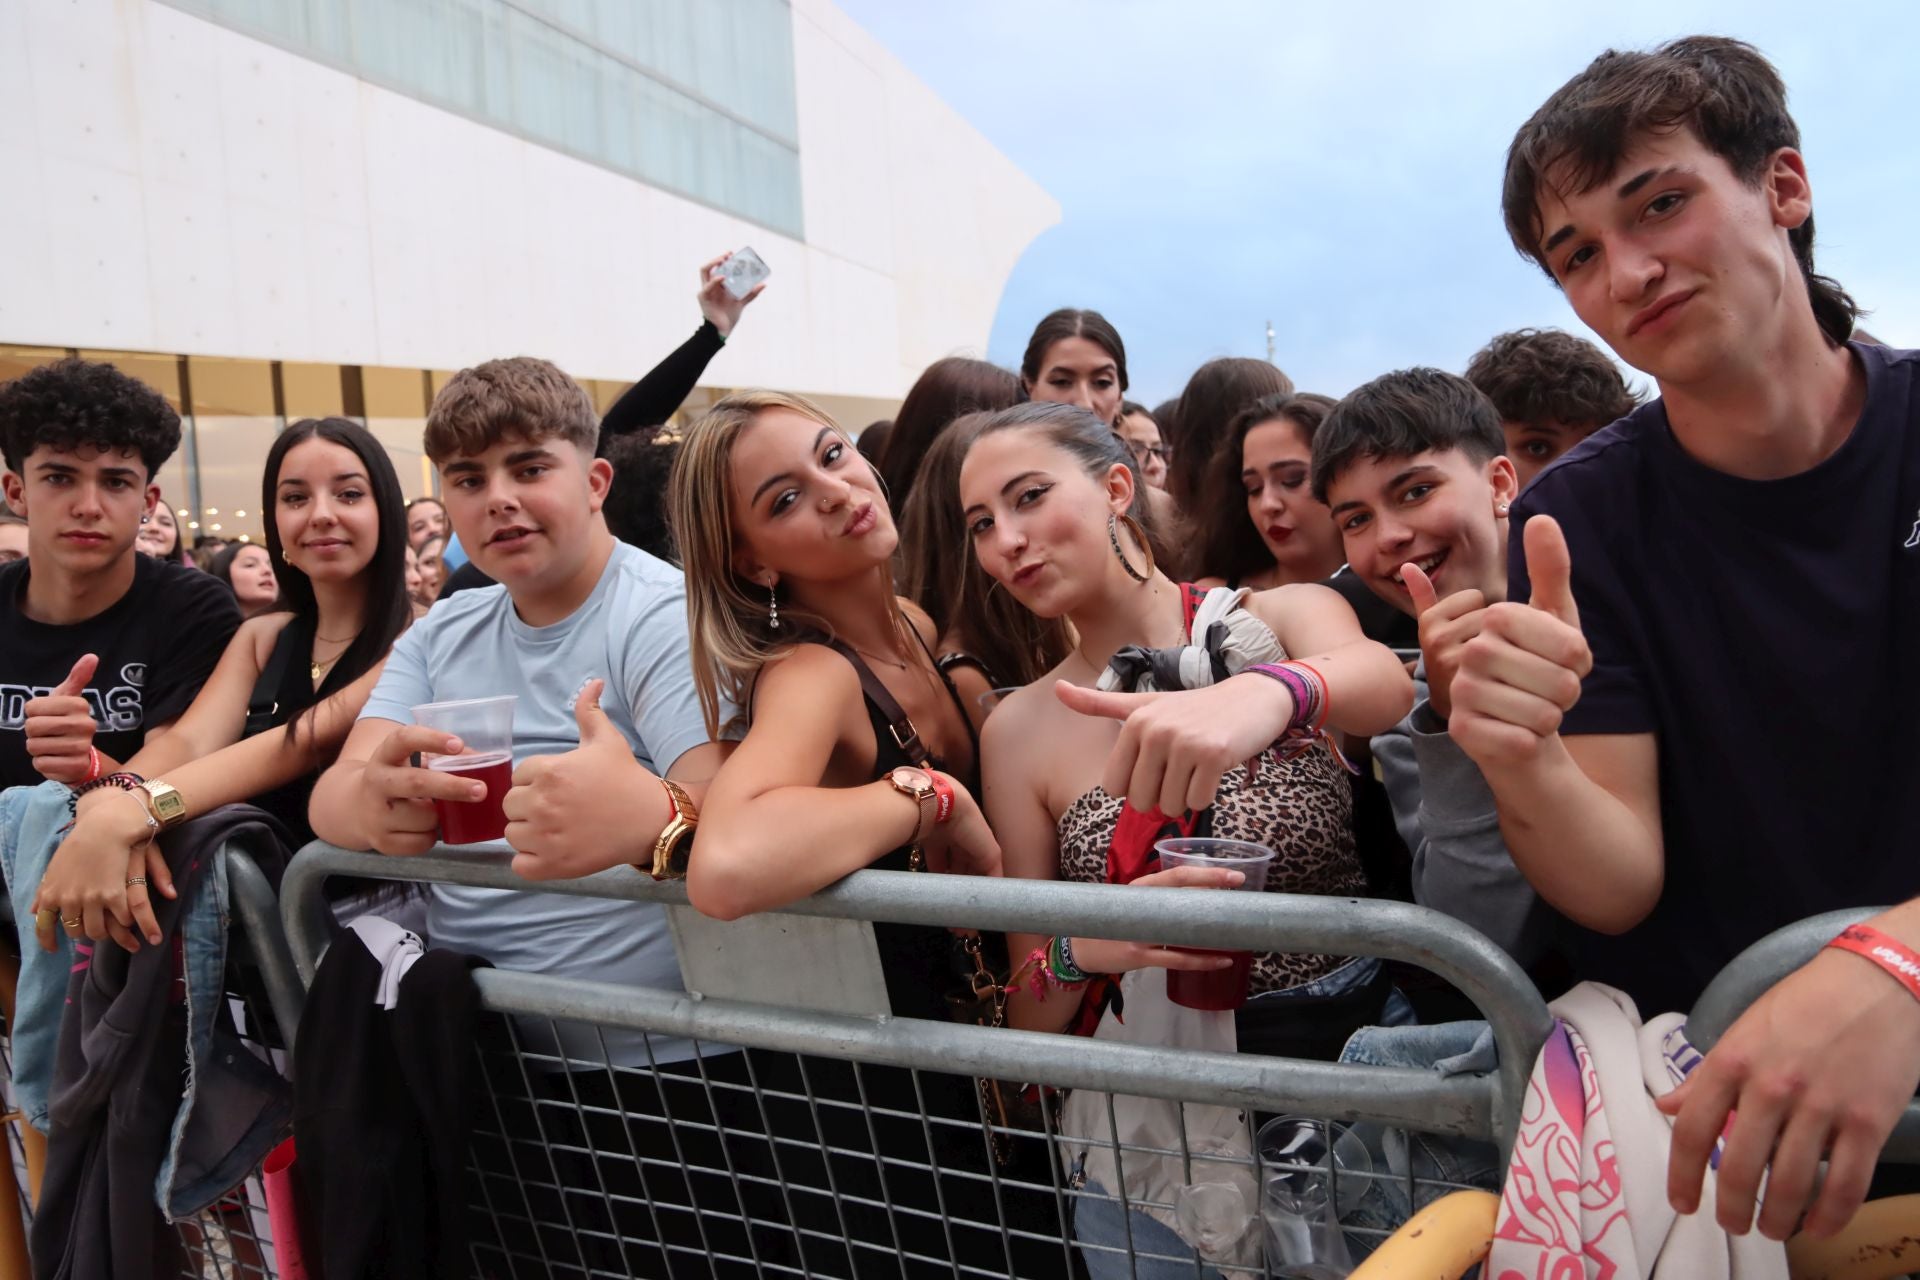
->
xmin=0 ymin=0 xmax=1057 ymax=522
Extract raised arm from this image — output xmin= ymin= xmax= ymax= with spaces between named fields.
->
xmin=599 ymin=254 xmax=763 ymax=442
xmin=687 ymin=644 xmax=996 ymax=921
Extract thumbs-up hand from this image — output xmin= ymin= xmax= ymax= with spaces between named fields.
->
xmin=1401 ymin=563 xmax=1486 ymax=722
xmin=24 ymin=654 xmax=103 ymax=783
xmin=1448 ymin=517 xmax=1593 ymax=770
xmin=1055 ymin=672 xmax=1297 ymax=816
xmin=505 ymin=679 xmax=652 ymax=880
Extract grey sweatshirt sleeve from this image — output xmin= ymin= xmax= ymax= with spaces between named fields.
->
xmin=1370 ymin=668 xmax=1547 ymax=966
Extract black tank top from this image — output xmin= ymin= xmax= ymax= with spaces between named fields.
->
xmin=243 ymin=614 xmax=352 ymax=847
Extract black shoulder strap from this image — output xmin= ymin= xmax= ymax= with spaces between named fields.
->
xmin=247 ymin=619 xmax=303 ymax=726
xmin=826 ymin=639 xmax=931 ymax=769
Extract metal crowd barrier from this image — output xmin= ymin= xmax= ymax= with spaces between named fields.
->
xmin=1689 ymin=905 xmax=1920 ymax=1163
xmin=279 ymin=841 xmax=1554 ymax=1278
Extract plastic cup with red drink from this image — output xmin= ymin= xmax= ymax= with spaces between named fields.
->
xmin=1154 ymin=836 xmax=1277 ymax=1011
xmin=410 ymin=695 xmax=517 ymax=845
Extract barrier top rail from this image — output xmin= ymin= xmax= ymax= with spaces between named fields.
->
xmin=281 ymin=841 xmax=1554 ymax=1151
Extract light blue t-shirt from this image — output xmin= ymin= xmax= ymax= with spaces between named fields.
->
xmin=360 ymin=539 xmax=721 ymax=1065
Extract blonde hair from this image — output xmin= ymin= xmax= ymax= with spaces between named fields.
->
xmin=669 ymin=389 xmax=912 ymax=738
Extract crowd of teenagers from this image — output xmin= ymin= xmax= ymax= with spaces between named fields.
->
xmin=1 ymin=34 xmax=1918 ymax=1280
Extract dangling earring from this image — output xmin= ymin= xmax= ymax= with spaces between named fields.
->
xmin=767 ymin=583 xmax=781 ymax=630
xmin=1108 ymin=513 xmax=1152 ymax=584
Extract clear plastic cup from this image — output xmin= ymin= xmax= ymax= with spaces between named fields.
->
xmin=1153 ymin=837 xmax=1277 ymax=1010
xmin=411 ymin=695 xmax=517 ymax=844
xmin=1256 ymin=1116 xmax=1371 ymax=1277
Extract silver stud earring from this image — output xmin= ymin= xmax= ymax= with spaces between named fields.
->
xmin=1497 ymin=502 xmax=1511 ymax=515
xmin=768 ymin=584 xmax=780 ymax=630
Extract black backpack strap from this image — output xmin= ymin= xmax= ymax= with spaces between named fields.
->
xmin=825 ymin=639 xmax=931 ymax=769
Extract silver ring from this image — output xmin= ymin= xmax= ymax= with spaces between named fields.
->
xmin=126 ymin=876 xmax=148 ymax=888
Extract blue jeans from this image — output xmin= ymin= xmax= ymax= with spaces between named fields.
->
xmin=1335 ymin=1021 xmax=1505 ymax=1237
xmin=1073 ymin=1180 xmax=1228 ymax=1280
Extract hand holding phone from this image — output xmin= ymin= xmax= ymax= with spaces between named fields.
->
xmin=718 ymin=247 xmax=770 ymax=299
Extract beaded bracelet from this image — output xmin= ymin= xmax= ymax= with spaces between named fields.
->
xmin=1022 ymin=940 xmax=1091 ymax=1001
xmin=1049 ymin=934 xmax=1090 ymax=984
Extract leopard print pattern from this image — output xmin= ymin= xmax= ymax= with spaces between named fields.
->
xmin=1055 ymin=740 xmax=1366 ymax=994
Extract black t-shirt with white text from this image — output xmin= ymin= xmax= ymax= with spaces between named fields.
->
xmin=0 ymin=554 xmax=242 ymax=790
xmin=1510 ymin=341 xmax=1920 ymax=1015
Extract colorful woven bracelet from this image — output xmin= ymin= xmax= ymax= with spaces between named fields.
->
xmin=1245 ymin=662 xmax=1327 ymax=735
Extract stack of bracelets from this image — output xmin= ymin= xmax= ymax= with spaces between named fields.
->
xmin=1024 ymin=934 xmax=1092 ymax=1001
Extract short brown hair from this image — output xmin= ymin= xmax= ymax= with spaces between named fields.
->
xmin=424 ymin=357 xmax=598 ymax=463
xmin=1502 ymin=36 xmax=1859 ymax=345
xmin=1465 ymin=329 xmax=1638 ymax=431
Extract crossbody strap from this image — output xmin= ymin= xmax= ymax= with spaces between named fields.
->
xmin=827 ymin=639 xmax=932 ymax=770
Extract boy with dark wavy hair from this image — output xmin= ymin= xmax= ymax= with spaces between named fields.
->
xmin=1465 ymin=328 xmax=1638 ymax=487
xmin=1453 ymin=35 xmax=1918 ymax=1240
xmin=0 ymin=358 xmax=238 ymax=790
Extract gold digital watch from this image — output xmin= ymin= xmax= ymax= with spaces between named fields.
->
xmin=139 ymin=779 xmax=190 ymax=829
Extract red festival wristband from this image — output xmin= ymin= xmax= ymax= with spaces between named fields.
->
xmin=927 ymin=772 xmax=955 ymax=826
xmin=1827 ymin=924 xmax=1920 ymax=1005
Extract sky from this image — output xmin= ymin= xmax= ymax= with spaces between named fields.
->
xmin=834 ymin=0 xmax=1920 ymax=405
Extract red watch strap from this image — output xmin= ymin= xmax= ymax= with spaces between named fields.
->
xmin=1828 ymin=924 xmax=1920 ymax=1004
xmin=927 ymin=772 xmax=955 ymax=826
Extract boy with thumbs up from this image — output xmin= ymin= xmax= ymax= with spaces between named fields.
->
xmin=0 ymin=358 xmax=240 ymax=790
xmin=1309 ymin=368 xmax=1560 ymax=985
xmin=1469 ymin=36 xmax=1920 ymax=1238
xmin=309 ymin=358 xmax=730 ymax=1039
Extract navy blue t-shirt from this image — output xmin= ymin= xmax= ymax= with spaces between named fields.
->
xmin=1510 ymin=341 xmax=1920 ymax=1015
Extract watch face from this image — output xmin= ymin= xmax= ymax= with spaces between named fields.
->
xmin=890 ymin=766 xmax=932 ymax=795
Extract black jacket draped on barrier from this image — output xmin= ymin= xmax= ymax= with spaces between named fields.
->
xmin=291 ymin=923 xmax=490 ymax=1280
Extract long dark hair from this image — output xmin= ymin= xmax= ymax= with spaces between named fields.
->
xmin=1020 ymin=309 xmax=1130 ymax=424
xmin=879 ymin=358 xmax=1022 ymax=514
xmin=1193 ymin=392 xmax=1336 ymax=585
xmin=262 ymin=418 xmax=412 ymax=728
xmin=1167 ymin=357 xmax=1295 ymax=515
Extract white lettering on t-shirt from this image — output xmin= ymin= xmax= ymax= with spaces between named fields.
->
xmin=0 ymin=682 xmax=143 ymax=732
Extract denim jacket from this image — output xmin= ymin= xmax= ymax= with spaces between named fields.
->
xmin=5 ymin=790 xmax=293 ymax=1223
xmin=0 ymin=781 xmax=78 ymax=1133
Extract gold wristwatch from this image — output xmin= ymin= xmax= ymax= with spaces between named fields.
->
xmin=646 ymin=779 xmax=699 ymax=881
xmin=887 ymin=766 xmax=936 ymax=871
xmin=139 ymin=779 xmax=189 ymax=830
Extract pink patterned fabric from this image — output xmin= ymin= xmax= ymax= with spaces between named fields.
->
xmin=1488 ymin=983 xmax=1787 ymax=1280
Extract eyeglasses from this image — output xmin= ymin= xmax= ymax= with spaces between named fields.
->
xmin=1128 ymin=442 xmax=1171 ymax=465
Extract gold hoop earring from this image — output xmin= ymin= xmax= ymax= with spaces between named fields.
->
xmin=1108 ymin=512 xmax=1153 ymax=583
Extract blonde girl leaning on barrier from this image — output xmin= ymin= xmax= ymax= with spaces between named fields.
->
xmin=956 ymin=401 xmax=1412 ymax=1278
xmin=669 ymin=389 xmax=1061 ymax=1279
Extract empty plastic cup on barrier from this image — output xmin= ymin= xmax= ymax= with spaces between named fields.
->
xmin=1153 ymin=837 xmax=1276 ymax=1010
xmin=411 ymin=695 xmax=517 ymax=844
xmin=1257 ymin=1115 xmax=1370 ymax=1278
